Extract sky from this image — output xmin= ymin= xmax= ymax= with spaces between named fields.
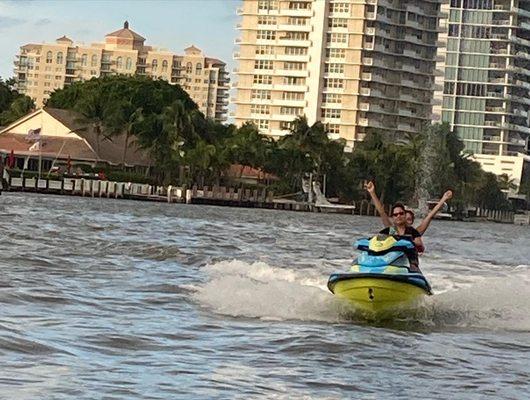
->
xmin=0 ymin=0 xmax=240 ymax=79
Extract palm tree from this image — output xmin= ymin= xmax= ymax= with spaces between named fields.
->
xmin=105 ymin=99 xmax=144 ymax=168
xmin=183 ymin=139 xmax=217 ymax=186
xmin=74 ymin=90 xmax=109 ymax=156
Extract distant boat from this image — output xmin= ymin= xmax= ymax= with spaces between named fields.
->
xmin=312 ymin=181 xmax=355 ymax=214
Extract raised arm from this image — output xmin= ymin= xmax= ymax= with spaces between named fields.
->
xmin=416 ymin=190 xmax=453 ymax=234
xmin=364 ymin=181 xmax=392 ymax=227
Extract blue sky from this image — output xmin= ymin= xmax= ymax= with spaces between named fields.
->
xmin=0 ymin=0 xmax=240 ymax=79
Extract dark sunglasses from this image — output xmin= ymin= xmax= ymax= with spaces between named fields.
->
xmin=392 ymin=211 xmax=405 ymax=217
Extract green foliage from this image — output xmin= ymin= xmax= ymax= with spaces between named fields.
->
xmin=43 ymin=76 xmax=513 ymax=209
xmin=0 ymin=78 xmax=35 ymax=126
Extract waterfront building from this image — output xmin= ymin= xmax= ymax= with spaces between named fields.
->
xmin=13 ymin=22 xmax=230 ymax=122
xmin=233 ymin=0 xmax=445 ymax=150
xmin=0 ymin=107 xmax=150 ymax=172
xmin=433 ymin=0 xmax=530 ymax=188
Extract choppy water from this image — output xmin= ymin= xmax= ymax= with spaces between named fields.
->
xmin=0 ymin=193 xmax=529 ymax=399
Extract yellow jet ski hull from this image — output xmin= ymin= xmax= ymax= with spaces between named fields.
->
xmin=330 ymin=275 xmax=429 ymax=317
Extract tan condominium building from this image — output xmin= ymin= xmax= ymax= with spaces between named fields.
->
xmin=233 ymin=0 xmax=445 ymax=149
xmin=13 ymin=22 xmax=230 ymax=122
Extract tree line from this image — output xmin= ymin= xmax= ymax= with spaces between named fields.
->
xmin=0 ymin=78 xmax=35 ymax=126
xmin=2 ymin=74 xmax=524 ymax=211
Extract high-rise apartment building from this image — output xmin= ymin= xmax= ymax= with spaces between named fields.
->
xmin=13 ymin=22 xmax=230 ymax=122
xmin=233 ymin=0 xmax=444 ymax=149
xmin=433 ymin=0 xmax=530 ymax=186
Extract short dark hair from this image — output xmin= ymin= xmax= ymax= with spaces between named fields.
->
xmin=391 ymin=202 xmax=406 ymax=214
xmin=405 ymin=209 xmax=415 ymax=223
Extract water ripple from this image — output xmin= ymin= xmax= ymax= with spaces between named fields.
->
xmin=0 ymin=192 xmax=529 ymax=399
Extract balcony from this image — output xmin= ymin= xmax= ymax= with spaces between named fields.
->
xmin=365 ymin=27 xmax=375 ymax=35
xmin=276 ymin=54 xmax=310 ymax=62
xmin=360 ymin=88 xmax=371 ymax=96
xmin=278 ymin=24 xmax=311 ymax=32
xmin=283 ymin=8 xmax=313 ymax=17
xmin=272 ymin=98 xmax=306 ymax=107
xmin=359 ymin=118 xmax=369 ymax=126
xmin=278 ymin=38 xmax=311 ymax=47
xmin=363 ymin=41 xmax=374 ymax=50
xmin=359 ymin=103 xmax=370 ymax=111
xmin=362 ymin=57 xmax=373 ymax=66
xmin=361 ymin=73 xmax=372 ymax=81
xmin=397 ymin=123 xmax=416 ymax=132
xmin=273 ymin=84 xmax=308 ymax=92
xmin=275 ymin=69 xmax=309 ymax=77
xmin=236 ymin=7 xmax=243 ymax=15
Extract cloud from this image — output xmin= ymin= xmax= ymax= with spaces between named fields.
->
xmin=34 ymin=18 xmax=51 ymax=26
xmin=0 ymin=15 xmax=25 ymax=29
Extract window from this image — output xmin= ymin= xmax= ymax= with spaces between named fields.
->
xmin=162 ymin=60 xmax=168 ymax=73
xmin=327 ymin=33 xmax=348 ymax=44
xmin=257 ymin=30 xmax=276 ymax=40
xmin=322 ymin=109 xmax=341 ymax=118
xmin=289 ymin=1 xmax=311 ymax=10
xmin=126 ymin=57 xmax=132 ymax=70
xmin=186 ymin=62 xmax=193 ymax=73
xmin=258 ymin=0 xmax=278 ymax=10
xmin=257 ymin=119 xmax=269 ymax=130
xmin=325 ymin=63 xmax=344 ymax=74
xmin=283 ymin=32 xmax=309 ymax=40
xmin=444 ymin=82 xmax=455 ymax=94
xmin=46 ymin=51 xmax=52 ymax=64
xmin=253 ymin=74 xmax=273 ymax=84
xmin=117 ymin=56 xmax=123 ymax=69
xmin=81 ymin=54 xmax=87 ymax=67
xmin=152 ymin=59 xmax=158 ymax=72
xmin=281 ymin=121 xmax=295 ymax=130
xmin=325 ymin=78 xmax=343 ymax=88
xmin=256 ymin=45 xmax=275 ymax=55
xmin=284 ymin=76 xmax=305 ymax=85
xmin=288 ymin=17 xmax=308 ymax=25
xmin=323 ymin=93 xmax=342 ymax=103
xmin=329 ymin=18 xmax=348 ymax=28
xmin=91 ymin=54 xmax=98 ymax=67
xmin=280 ymin=106 xmax=303 ymax=115
xmin=251 ymin=89 xmax=271 ymax=100
xmin=255 ymin=60 xmax=273 ymax=70
xmin=258 ymin=16 xmax=276 ymax=25
xmin=329 ymin=2 xmax=350 ymax=13
xmin=282 ymin=91 xmax=304 ymax=100
xmin=326 ymin=48 xmax=346 ymax=58
xmin=327 ymin=124 xmax=340 ymax=134
xmin=251 ymin=104 xmax=270 ymax=114
xmin=285 ymin=48 xmax=307 ymax=57
xmin=56 ymin=52 xmax=63 ymax=64
xmin=284 ymin=62 xmax=305 ymax=70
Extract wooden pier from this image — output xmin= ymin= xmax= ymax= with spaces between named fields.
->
xmin=1 ymin=174 xmax=521 ymax=222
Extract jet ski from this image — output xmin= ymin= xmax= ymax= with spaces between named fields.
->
xmin=328 ymin=234 xmax=432 ymax=317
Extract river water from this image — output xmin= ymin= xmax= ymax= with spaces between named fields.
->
xmin=0 ymin=193 xmax=528 ymax=399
